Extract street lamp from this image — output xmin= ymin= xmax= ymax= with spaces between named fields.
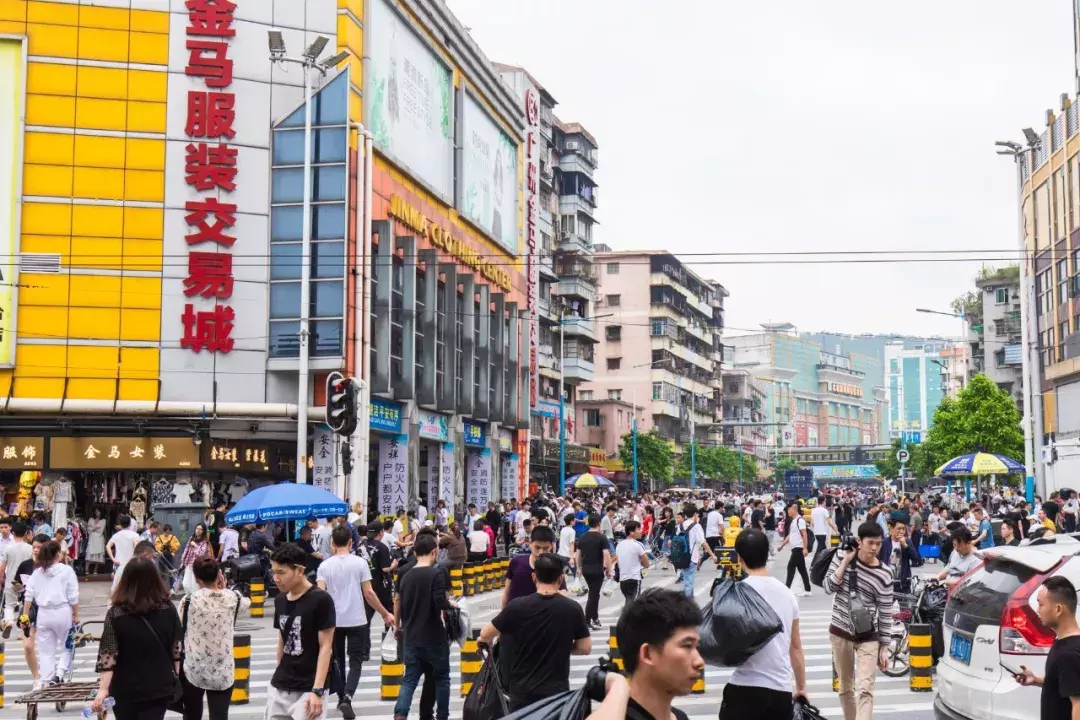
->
xmin=557 ymin=311 xmax=613 ymax=495
xmin=996 ymin=135 xmax=1044 ymax=504
xmin=268 ymin=31 xmax=347 ymax=483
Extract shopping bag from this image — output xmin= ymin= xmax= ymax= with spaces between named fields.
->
xmin=381 ymin=630 xmax=399 ymax=663
xmin=810 ymin=547 xmax=838 ymax=588
xmin=567 ymin=573 xmax=586 ymax=596
xmin=601 ymin=578 xmax=616 ymax=597
xmin=793 ymin=697 xmax=828 ymax=720
xmin=447 ymin=598 xmax=471 ymax=649
xmin=181 ymin=565 xmax=197 ymax=595
xmin=698 ymin=577 xmax=783 ymax=666
xmin=501 ymin=686 xmax=590 ymax=720
xmin=462 ymin=647 xmax=509 ymax=720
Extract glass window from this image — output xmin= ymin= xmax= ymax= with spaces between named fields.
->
xmin=313 ymin=203 xmax=346 ymax=240
xmin=313 ymin=241 xmax=345 ymax=279
xmin=313 ymin=166 xmax=346 ymax=201
xmin=272 ymin=167 xmax=346 ymax=204
xmin=607 ymin=263 xmax=619 ymax=274
xmin=606 ymin=294 xmax=620 ymax=307
xmin=271 ymin=168 xmax=305 ymax=203
xmin=272 ymin=128 xmax=348 ymax=165
xmin=271 ymin=206 xmax=302 ymax=241
xmin=270 ymin=243 xmax=302 ymax=280
xmin=652 ymin=382 xmax=662 ymax=400
xmin=269 ymin=321 xmax=300 ymax=358
xmin=269 ymin=283 xmax=300 ymax=319
xmin=313 ymin=280 xmax=344 ymax=318
xmin=312 ymin=319 xmax=343 ymax=356
xmin=271 ymin=204 xmax=346 ymax=241
xmin=276 ymin=72 xmax=348 ymax=128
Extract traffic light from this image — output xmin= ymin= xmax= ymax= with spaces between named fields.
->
xmin=325 ymin=371 xmax=358 ymax=436
xmin=341 ymin=438 xmax=353 ymax=475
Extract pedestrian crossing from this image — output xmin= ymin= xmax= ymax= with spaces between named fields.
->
xmin=0 ymin=574 xmax=938 ymax=719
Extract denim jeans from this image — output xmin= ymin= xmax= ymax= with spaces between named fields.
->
xmin=681 ymin=563 xmax=697 ymax=597
xmin=332 ymin=625 xmax=370 ymax=701
xmin=393 ymin=643 xmax=451 ymax=720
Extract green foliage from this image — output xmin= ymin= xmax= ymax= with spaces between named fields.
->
xmin=618 ymin=430 xmax=673 ymax=488
xmin=950 ymin=290 xmax=982 ymax=322
xmin=920 ymin=374 xmax=1024 ymax=476
xmin=876 ymin=438 xmax=935 ymax=481
xmin=773 ymin=457 xmax=800 ymax=485
xmin=674 ymin=444 xmax=753 ymax=483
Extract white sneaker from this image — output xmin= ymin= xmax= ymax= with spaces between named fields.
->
xmin=795 ymin=589 xmax=812 ymax=598
xmin=31 ymin=680 xmax=43 ymax=692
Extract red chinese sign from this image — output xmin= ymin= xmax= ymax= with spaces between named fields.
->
xmin=524 ymin=89 xmax=540 ymax=411
xmin=181 ymin=0 xmax=238 ymax=354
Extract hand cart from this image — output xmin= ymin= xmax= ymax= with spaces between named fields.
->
xmin=15 ymin=681 xmax=102 ymax=720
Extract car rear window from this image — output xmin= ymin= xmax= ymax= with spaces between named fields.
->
xmin=947 ymin=558 xmax=1037 ymax=631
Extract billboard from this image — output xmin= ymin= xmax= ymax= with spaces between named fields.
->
xmin=461 ymin=92 xmax=518 ymax=252
xmin=812 ymin=465 xmax=879 ymax=480
xmin=0 ymin=38 xmax=23 ymax=369
xmin=368 ymin=0 xmax=454 ymax=200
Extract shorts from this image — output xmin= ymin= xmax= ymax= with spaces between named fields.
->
xmin=264 ymin=686 xmax=327 ymax=720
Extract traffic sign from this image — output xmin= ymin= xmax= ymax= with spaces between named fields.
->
xmin=897 ymin=449 xmax=910 ymax=464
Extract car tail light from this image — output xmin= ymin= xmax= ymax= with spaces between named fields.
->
xmin=1000 ymin=572 xmax=1056 ymax=655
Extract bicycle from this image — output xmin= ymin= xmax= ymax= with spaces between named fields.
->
xmin=881 ymin=576 xmax=947 ymax=677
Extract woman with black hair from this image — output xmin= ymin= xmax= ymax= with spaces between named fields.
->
xmin=24 ymin=540 xmax=78 ymax=686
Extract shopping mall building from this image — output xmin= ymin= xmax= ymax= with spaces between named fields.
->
xmin=0 ymin=0 xmax=533 ymax=529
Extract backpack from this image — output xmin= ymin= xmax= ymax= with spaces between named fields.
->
xmin=671 ymin=522 xmax=696 ymax=570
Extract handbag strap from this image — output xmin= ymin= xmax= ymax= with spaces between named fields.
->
xmin=847 ymin=558 xmax=859 ymax=600
xmin=139 ymin=614 xmax=178 ymax=677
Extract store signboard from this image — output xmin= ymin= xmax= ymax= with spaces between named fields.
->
xmin=371 ymin=398 xmax=403 ymax=434
xmin=418 ymin=411 xmax=449 ymax=442
xmin=0 ymin=437 xmax=43 ymax=470
xmin=498 ymin=429 xmax=513 ymax=454
xmin=811 ymin=464 xmax=879 ymax=480
xmin=201 ymin=439 xmax=289 ymax=473
xmin=463 ymin=419 xmax=486 ymax=448
xmin=312 ymin=428 xmax=336 ymax=493
xmin=501 ymin=454 xmax=518 ymax=501
xmin=378 ymin=434 xmax=409 ymax=516
xmin=467 ymin=447 xmax=491 ymax=508
xmin=0 ymin=39 xmax=22 ymax=369
xmin=50 ymin=437 xmax=200 ymax=470
xmin=542 ymin=439 xmax=588 ymax=464
xmin=460 ymin=92 xmax=518 ymax=252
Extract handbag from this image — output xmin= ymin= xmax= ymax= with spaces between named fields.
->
xmin=139 ymin=614 xmax=185 ymax=710
xmin=847 ymin=562 xmax=875 ymax=639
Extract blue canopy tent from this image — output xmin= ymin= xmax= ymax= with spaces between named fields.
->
xmin=225 ymin=483 xmax=347 ymax=525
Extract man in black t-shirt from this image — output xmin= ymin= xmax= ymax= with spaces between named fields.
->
xmin=480 ymin=553 xmax=591 ymax=711
xmin=394 ymin=532 xmax=456 ymax=720
xmin=586 ymin=589 xmax=698 ymax=720
xmin=391 ymin=528 xmax=436 ymax=720
xmin=574 ymin=514 xmax=611 ymax=630
xmin=1015 ymin=576 xmax=1080 ymax=720
xmin=268 ymin=543 xmax=335 ymax=720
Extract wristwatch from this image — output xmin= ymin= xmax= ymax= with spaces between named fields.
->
xmin=311 ymin=688 xmax=326 ymax=698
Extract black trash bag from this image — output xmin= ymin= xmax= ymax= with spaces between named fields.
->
xmin=463 ymin=646 xmax=509 ymax=720
xmin=922 ymin=585 xmax=949 ymax=663
xmin=810 ymin=547 xmax=839 ymax=588
xmin=793 ymin=697 xmax=829 ymax=720
xmin=500 ymin=664 xmax=608 ymax=720
xmin=698 ymin=577 xmax=783 ymax=666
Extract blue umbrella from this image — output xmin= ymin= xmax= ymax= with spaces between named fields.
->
xmin=935 ymin=452 xmax=1024 ymax=476
xmin=225 ymin=483 xmax=347 ymax=525
xmin=567 ymin=473 xmax=614 ymax=489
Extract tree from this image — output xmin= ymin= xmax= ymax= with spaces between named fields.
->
xmin=773 ymin=457 xmax=800 ymax=486
xmin=920 ymin=374 xmax=1024 ymax=478
xmin=618 ymin=430 xmax=674 ymax=490
xmin=876 ymin=438 xmax=935 ymax=482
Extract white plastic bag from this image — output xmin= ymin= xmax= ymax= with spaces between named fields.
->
xmin=381 ymin=629 xmax=399 ymax=662
xmin=454 ymin=597 xmax=472 ymax=650
xmin=601 ymin=578 xmax=616 ymax=597
xmin=181 ymin=565 xmax=197 ymax=595
xmin=568 ymin=574 xmax=586 ymax=596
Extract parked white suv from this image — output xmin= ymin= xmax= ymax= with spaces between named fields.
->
xmin=935 ymin=535 xmax=1080 ymax=719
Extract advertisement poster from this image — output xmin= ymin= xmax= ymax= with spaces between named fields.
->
xmin=501 ymin=454 xmax=518 ymax=501
xmin=440 ymin=442 xmax=455 ymax=508
xmin=368 ymin=0 xmax=453 ymax=198
xmin=467 ymin=448 xmax=491 ymax=508
xmin=312 ymin=428 xmax=336 ymax=493
xmin=461 ymin=93 xmax=518 ymax=252
xmin=378 ymin=434 xmax=409 ymax=516
xmin=0 ymin=40 xmax=21 ymax=368
xmin=426 ymin=445 xmax=440 ymax=505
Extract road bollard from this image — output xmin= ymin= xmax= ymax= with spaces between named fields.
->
xmin=830 ymin=536 xmax=840 ymax=548
xmin=608 ymin=626 xmax=623 ymax=671
xmin=0 ymin=640 xmax=6 ymax=708
xmin=479 ymin=559 xmax=490 ymax=593
xmin=450 ymin=566 xmax=464 ymax=595
xmin=460 ymin=629 xmax=481 ymax=697
xmin=486 ymin=559 xmax=496 ymax=591
xmin=464 ymin=562 xmax=476 ymax=597
xmin=832 ymin=653 xmax=839 ymax=692
xmin=230 ymin=634 xmax=250 ymax=705
xmin=691 ymin=675 xmax=705 ymax=694
xmin=381 ymin=656 xmax=404 ymax=700
xmin=910 ymin=624 xmax=933 ymax=692
xmin=249 ymin=580 xmax=265 ymax=618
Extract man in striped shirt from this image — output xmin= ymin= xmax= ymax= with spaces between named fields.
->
xmin=824 ymin=521 xmax=894 ymax=720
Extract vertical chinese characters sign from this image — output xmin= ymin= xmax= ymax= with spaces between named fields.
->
xmin=524 ymin=90 xmax=540 ymax=413
xmin=378 ymin=435 xmax=409 ymax=516
xmin=467 ymin=449 xmax=490 ymax=508
xmin=181 ymin=0 xmax=239 ymax=354
xmin=501 ymin=454 xmax=518 ymax=501
xmin=440 ymin=443 xmax=455 ymax=509
xmin=426 ymin=446 xmax=439 ymax=505
xmin=312 ymin=428 xmax=335 ymax=492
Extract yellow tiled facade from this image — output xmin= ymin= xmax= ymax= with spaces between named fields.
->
xmin=0 ymin=0 xmax=167 ymax=402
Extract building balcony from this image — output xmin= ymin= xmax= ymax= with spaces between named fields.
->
xmin=562 ymin=355 xmax=594 ymax=383
xmin=538 ymin=344 xmax=556 ymax=370
xmin=558 ymin=230 xmax=593 ymax=255
xmin=538 ymin=297 xmax=557 ymax=324
xmin=557 ymin=274 xmax=596 ymax=300
xmin=562 ymin=316 xmax=596 ymax=341
xmin=539 ymin=252 xmax=559 ymax=282
xmin=559 ymin=194 xmax=596 ymax=220
xmin=558 ymin=152 xmax=596 ymax=178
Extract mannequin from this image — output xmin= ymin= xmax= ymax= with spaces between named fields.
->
xmin=129 ymin=483 xmax=147 ymax=529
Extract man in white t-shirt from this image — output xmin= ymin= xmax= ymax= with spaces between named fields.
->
xmin=776 ymin=504 xmax=812 ymax=597
xmin=614 ymin=520 xmax=650 ymax=606
xmin=680 ymin=506 xmax=717 ymax=598
xmin=105 ymin=515 xmax=140 ymax=591
xmin=557 ymin=515 xmax=577 ymax=571
xmin=719 ymin=528 xmax=807 ymax=719
xmin=316 ymin=525 xmax=394 ymax=720
xmin=810 ymin=500 xmax=838 ymax=566
xmin=705 ymin=501 xmax=724 ymax=553
xmin=515 ymin=501 xmax=532 ymax=537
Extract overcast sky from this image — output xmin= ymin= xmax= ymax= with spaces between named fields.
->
xmin=449 ymin=0 xmax=1075 ymax=339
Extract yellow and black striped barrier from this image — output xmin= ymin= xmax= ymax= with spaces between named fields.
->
xmin=381 ymin=655 xmax=404 ymax=700
xmin=608 ymin=626 xmax=623 ymax=671
xmin=480 ymin=559 xmax=491 ymax=593
xmin=249 ymin=580 xmax=265 ymax=618
xmin=486 ymin=559 xmax=497 ymax=591
xmin=691 ymin=675 xmax=705 ymax=694
xmin=230 ymin=634 xmax=250 ymax=705
xmin=464 ymin=562 xmax=476 ymax=597
xmin=500 ymin=557 xmax=509 ymax=585
xmin=450 ymin=566 xmax=464 ymax=595
xmin=0 ymin=640 xmax=6 ymax=708
xmin=832 ymin=653 xmax=839 ymax=692
xmin=460 ymin=630 xmax=481 ymax=697
xmin=910 ymin=624 xmax=933 ymax=692
xmin=830 ymin=536 xmax=840 ymax=548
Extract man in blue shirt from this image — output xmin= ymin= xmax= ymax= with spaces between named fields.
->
xmin=573 ymin=502 xmax=588 ymax=537
xmin=974 ymin=507 xmax=996 ymax=549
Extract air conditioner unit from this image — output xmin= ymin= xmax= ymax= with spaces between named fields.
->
xmin=565 ymin=140 xmax=580 ymax=151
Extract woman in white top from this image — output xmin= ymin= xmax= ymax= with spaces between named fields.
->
xmin=466 ymin=519 xmax=490 ymax=563
xmin=25 ymin=540 xmax=79 ymax=687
